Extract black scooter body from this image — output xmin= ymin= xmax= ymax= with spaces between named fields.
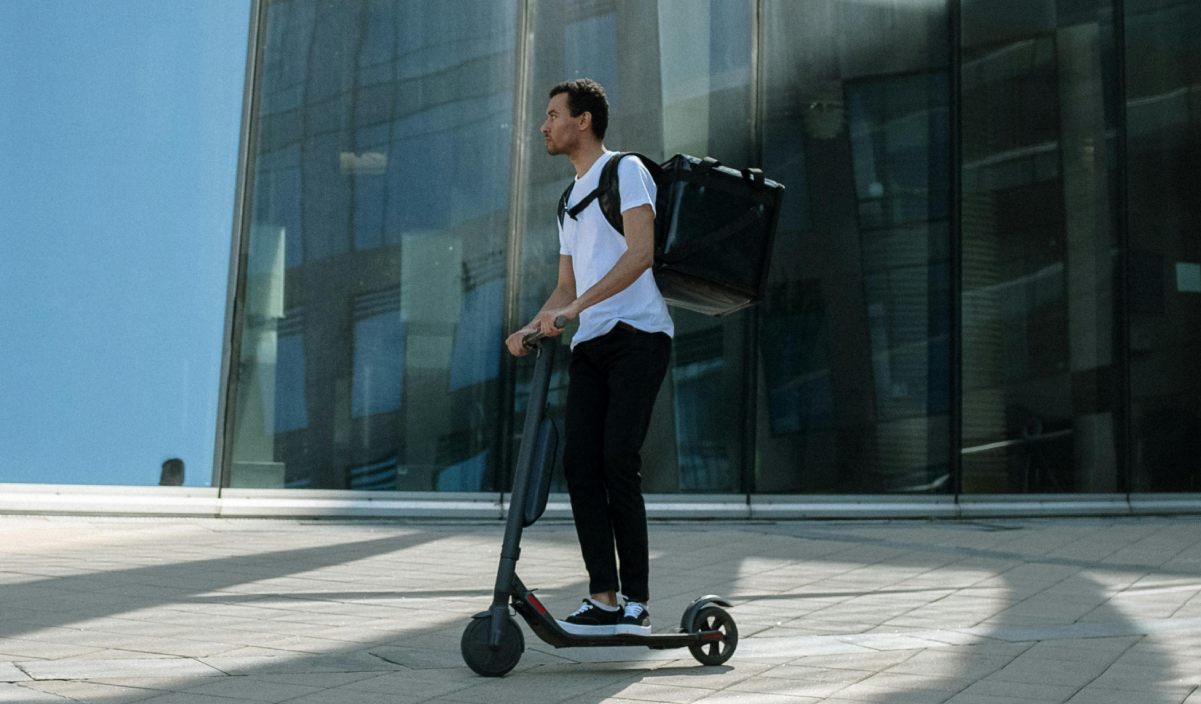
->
xmin=460 ymin=326 xmax=738 ymax=677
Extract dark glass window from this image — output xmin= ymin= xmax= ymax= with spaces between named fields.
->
xmin=959 ymin=0 xmax=1123 ymax=493
xmin=228 ymin=0 xmax=519 ymax=491
xmin=758 ymin=0 xmax=952 ymax=493
xmin=1125 ymin=0 xmax=1201 ymax=492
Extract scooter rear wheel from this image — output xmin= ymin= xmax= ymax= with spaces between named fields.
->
xmin=687 ymin=605 xmax=738 ymax=666
xmin=461 ymin=615 xmax=524 ymax=677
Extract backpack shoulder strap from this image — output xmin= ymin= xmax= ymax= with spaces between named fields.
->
xmin=556 ymin=181 xmax=575 ymax=227
xmin=599 ymin=153 xmax=666 ymax=236
xmin=595 ymin=154 xmax=627 ymax=235
xmin=561 ymin=153 xmax=663 ymax=235
xmin=558 ymin=153 xmax=629 ymax=234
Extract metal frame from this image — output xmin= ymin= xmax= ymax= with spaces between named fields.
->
xmin=1111 ymin=0 xmax=1134 ymax=494
xmin=212 ymin=0 xmax=267 ymax=491
xmin=947 ymin=0 xmax=964 ymax=499
xmin=498 ymin=0 xmax=538 ymax=500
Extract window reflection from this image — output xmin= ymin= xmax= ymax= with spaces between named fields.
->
xmin=1126 ymin=0 xmax=1201 ymax=492
xmin=229 ymin=0 xmax=518 ymax=491
xmin=959 ymin=0 xmax=1121 ymax=493
xmin=758 ymin=0 xmax=951 ymax=493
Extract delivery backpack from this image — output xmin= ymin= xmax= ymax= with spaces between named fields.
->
xmin=557 ymin=153 xmax=784 ymax=316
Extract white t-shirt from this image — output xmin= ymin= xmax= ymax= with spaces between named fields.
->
xmin=558 ymin=151 xmax=674 ymax=348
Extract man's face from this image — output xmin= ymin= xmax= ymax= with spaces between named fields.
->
xmin=542 ymin=92 xmax=582 ymax=156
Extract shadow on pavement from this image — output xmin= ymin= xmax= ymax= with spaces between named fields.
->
xmin=1 ymin=518 xmax=1198 ymax=703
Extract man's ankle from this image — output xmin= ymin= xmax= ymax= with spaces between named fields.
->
xmin=590 ymin=591 xmax=618 ymax=607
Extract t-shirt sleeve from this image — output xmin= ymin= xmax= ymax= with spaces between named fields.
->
xmin=558 ymin=218 xmax=571 ymax=256
xmin=617 ymin=156 xmax=657 ymax=215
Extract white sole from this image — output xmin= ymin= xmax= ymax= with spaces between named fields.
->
xmin=556 ymin=619 xmax=616 ymax=636
xmin=615 ymin=624 xmax=652 ymax=636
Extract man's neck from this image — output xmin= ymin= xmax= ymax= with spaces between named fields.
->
xmin=568 ymin=142 xmax=606 ymax=178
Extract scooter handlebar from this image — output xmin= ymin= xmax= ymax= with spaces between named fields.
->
xmin=522 ymin=315 xmax=568 ymax=349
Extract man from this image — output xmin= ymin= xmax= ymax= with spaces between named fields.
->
xmin=505 ymin=78 xmax=673 ymax=636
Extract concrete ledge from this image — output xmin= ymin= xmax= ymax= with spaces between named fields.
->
xmin=0 ymin=483 xmax=221 ymax=517
xmin=751 ymin=495 xmax=959 ymax=520
xmin=956 ymin=494 xmax=1131 ymax=518
xmin=1 ymin=484 xmax=1199 ymax=520
xmin=217 ymin=488 xmax=503 ymax=519
xmin=509 ymin=493 xmax=751 ymax=521
xmin=1128 ymin=493 xmax=1201 ymax=515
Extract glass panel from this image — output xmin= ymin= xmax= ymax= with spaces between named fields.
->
xmin=758 ymin=0 xmax=952 ymax=493
xmin=0 ymin=1 xmax=249 ymax=486
xmin=517 ymin=0 xmax=754 ymax=494
xmin=959 ymin=0 xmax=1122 ymax=492
xmin=227 ymin=0 xmax=518 ymax=490
xmin=1125 ymin=0 xmax=1201 ymax=491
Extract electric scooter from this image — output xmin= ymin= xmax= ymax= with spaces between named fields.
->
xmin=460 ymin=318 xmax=738 ymax=677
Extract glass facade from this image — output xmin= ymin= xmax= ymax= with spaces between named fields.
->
xmin=3 ymin=0 xmax=1199 ymax=505
xmin=227 ymin=0 xmax=519 ymax=491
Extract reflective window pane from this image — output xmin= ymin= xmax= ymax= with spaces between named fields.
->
xmin=1126 ymin=0 xmax=1201 ymax=492
xmin=959 ymin=0 xmax=1122 ymax=493
xmin=0 ymin=1 xmax=249 ymax=486
xmin=228 ymin=0 xmax=519 ymax=491
xmin=758 ymin=0 xmax=952 ymax=493
xmin=517 ymin=0 xmax=754 ymax=494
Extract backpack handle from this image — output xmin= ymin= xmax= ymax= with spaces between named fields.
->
xmin=741 ymin=167 xmax=765 ymax=187
xmin=698 ymin=156 xmax=722 ymax=174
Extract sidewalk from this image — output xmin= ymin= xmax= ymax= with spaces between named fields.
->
xmin=1 ymin=514 xmax=1200 ymax=703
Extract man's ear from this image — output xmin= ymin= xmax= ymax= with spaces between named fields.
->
xmin=577 ymin=110 xmax=592 ymax=133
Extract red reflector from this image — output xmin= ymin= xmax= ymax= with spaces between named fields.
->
xmin=527 ymin=594 xmax=548 ymax=616
xmin=701 ymin=632 xmax=723 ymax=641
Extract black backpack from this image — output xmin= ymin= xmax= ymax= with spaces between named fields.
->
xmin=556 ymin=153 xmax=784 ymax=316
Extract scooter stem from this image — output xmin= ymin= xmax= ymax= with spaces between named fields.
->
xmin=489 ymin=335 xmax=559 ymax=648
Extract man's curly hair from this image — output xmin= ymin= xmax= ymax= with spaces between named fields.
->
xmin=549 ymin=78 xmax=609 ymax=139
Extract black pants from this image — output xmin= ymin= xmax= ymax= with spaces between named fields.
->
xmin=563 ymin=324 xmax=671 ymax=604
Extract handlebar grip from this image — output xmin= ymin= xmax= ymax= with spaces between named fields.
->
xmin=521 ymin=315 xmax=569 ymax=348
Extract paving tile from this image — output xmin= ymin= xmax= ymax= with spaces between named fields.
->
xmin=956 ymin=678 xmax=1081 ymax=702
xmin=602 ymin=681 xmax=715 ymax=703
xmin=694 ymin=693 xmax=820 ymax=703
xmin=0 ymin=683 xmax=73 ymax=702
xmin=984 ymin=657 xmax=1109 ymax=687
xmin=0 ymin=662 xmax=30 ymax=682
xmin=17 ymin=657 xmax=226 ymax=681
xmin=1066 ymin=685 xmax=1187 ymax=704
xmin=338 ymin=670 xmax=479 ymax=699
xmin=22 ymin=679 xmax=163 ymax=702
xmin=133 ymin=694 xmax=262 ymax=704
xmin=180 ymin=676 xmax=328 ymax=702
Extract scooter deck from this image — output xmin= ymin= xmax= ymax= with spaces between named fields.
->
xmin=510 ymin=592 xmax=727 ymax=651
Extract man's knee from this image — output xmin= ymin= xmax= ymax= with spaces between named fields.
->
xmin=601 ymin=448 xmax=643 ymax=493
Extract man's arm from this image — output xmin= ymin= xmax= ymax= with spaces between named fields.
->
xmin=542 ymin=203 xmax=654 ymax=329
xmin=505 ymin=255 xmax=576 ymax=357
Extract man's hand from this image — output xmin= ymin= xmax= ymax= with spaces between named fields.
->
xmin=534 ymin=307 xmax=576 ymax=337
xmin=505 ymin=310 xmax=576 ymax=357
xmin=505 ymin=328 xmax=537 ymax=357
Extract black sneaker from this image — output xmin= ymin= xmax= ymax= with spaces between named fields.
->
xmin=616 ymin=600 xmax=651 ymax=636
xmin=558 ymin=598 xmax=621 ymax=635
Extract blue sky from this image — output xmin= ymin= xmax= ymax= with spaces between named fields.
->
xmin=0 ymin=1 xmax=250 ymax=486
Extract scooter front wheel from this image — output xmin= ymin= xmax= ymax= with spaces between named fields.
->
xmin=461 ymin=615 xmax=524 ymax=677
xmin=687 ymin=605 xmax=738 ymax=666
